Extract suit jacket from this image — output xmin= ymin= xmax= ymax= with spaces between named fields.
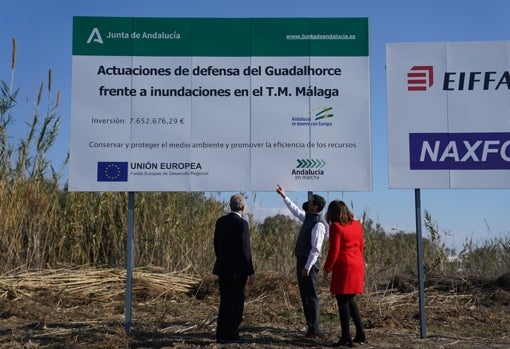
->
xmin=213 ymin=212 xmax=255 ymax=278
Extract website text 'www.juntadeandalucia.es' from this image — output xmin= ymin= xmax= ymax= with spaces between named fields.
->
xmin=285 ymin=33 xmax=356 ymax=40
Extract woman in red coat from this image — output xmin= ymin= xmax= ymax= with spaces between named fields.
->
xmin=323 ymin=200 xmax=366 ymax=347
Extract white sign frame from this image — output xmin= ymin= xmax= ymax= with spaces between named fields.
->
xmin=70 ymin=17 xmax=371 ymax=192
xmin=387 ymin=41 xmax=510 ymax=189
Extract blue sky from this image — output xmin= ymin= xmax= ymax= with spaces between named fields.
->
xmin=1 ymin=0 xmax=510 ymax=251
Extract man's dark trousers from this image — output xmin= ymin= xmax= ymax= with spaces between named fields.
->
xmin=216 ymin=275 xmax=248 ymax=341
xmin=296 ymin=257 xmax=321 ymax=335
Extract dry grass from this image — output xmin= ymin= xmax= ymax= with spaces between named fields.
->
xmin=0 ymin=268 xmax=509 ymax=348
xmin=0 ymin=267 xmax=200 ymax=303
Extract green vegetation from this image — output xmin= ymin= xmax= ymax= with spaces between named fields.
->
xmin=1 ymin=38 xmax=508 ymax=286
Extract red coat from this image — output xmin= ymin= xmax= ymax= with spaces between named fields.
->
xmin=323 ymin=221 xmax=365 ymax=295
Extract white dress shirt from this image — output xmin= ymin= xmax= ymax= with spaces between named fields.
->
xmin=283 ymin=196 xmax=327 ymax=271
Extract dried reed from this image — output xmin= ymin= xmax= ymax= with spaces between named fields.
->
xmin=0 ymin=267 xmax=200 ymax=302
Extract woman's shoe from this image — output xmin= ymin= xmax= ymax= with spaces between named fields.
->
xmin=332 ymin=337 xmax=354 ymax=347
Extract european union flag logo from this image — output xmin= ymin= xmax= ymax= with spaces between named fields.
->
xmin=97 ymin=162 xmax=128 ymax=182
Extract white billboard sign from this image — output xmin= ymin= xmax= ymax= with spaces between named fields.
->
xmin=70 ymin=17 xmax=371 ymax=192
xmin=387 ymin=41 xmax=510 ymax=189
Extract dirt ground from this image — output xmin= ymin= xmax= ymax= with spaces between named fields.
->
xmin=0 ymin=269 xmax=509 ymax=348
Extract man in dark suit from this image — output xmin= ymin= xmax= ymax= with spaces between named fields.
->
xmin=213 ymin=193 xmax=255 ymax=343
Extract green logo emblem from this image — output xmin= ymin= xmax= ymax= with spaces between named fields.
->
xmin=296 ymin=159 xmax=326 ymax=168
xmin=314 ymin=107 xmax=333 ymax=120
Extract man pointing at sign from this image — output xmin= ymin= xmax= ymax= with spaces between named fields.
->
xmin=276 ymin=184 xmax=328 ymax=338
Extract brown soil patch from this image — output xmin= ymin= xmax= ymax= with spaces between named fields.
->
xmin=0 ymin=268 xmax=509 ymax=348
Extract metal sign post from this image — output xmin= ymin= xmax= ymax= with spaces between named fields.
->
xmin=415 ymin=188 xmax=427 ymax=338
xmin=125 ymin=192 xmax=135 ymax=333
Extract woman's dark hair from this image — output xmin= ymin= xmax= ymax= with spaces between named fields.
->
xmin=325 ymin=200 xmax=354 ymax=225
